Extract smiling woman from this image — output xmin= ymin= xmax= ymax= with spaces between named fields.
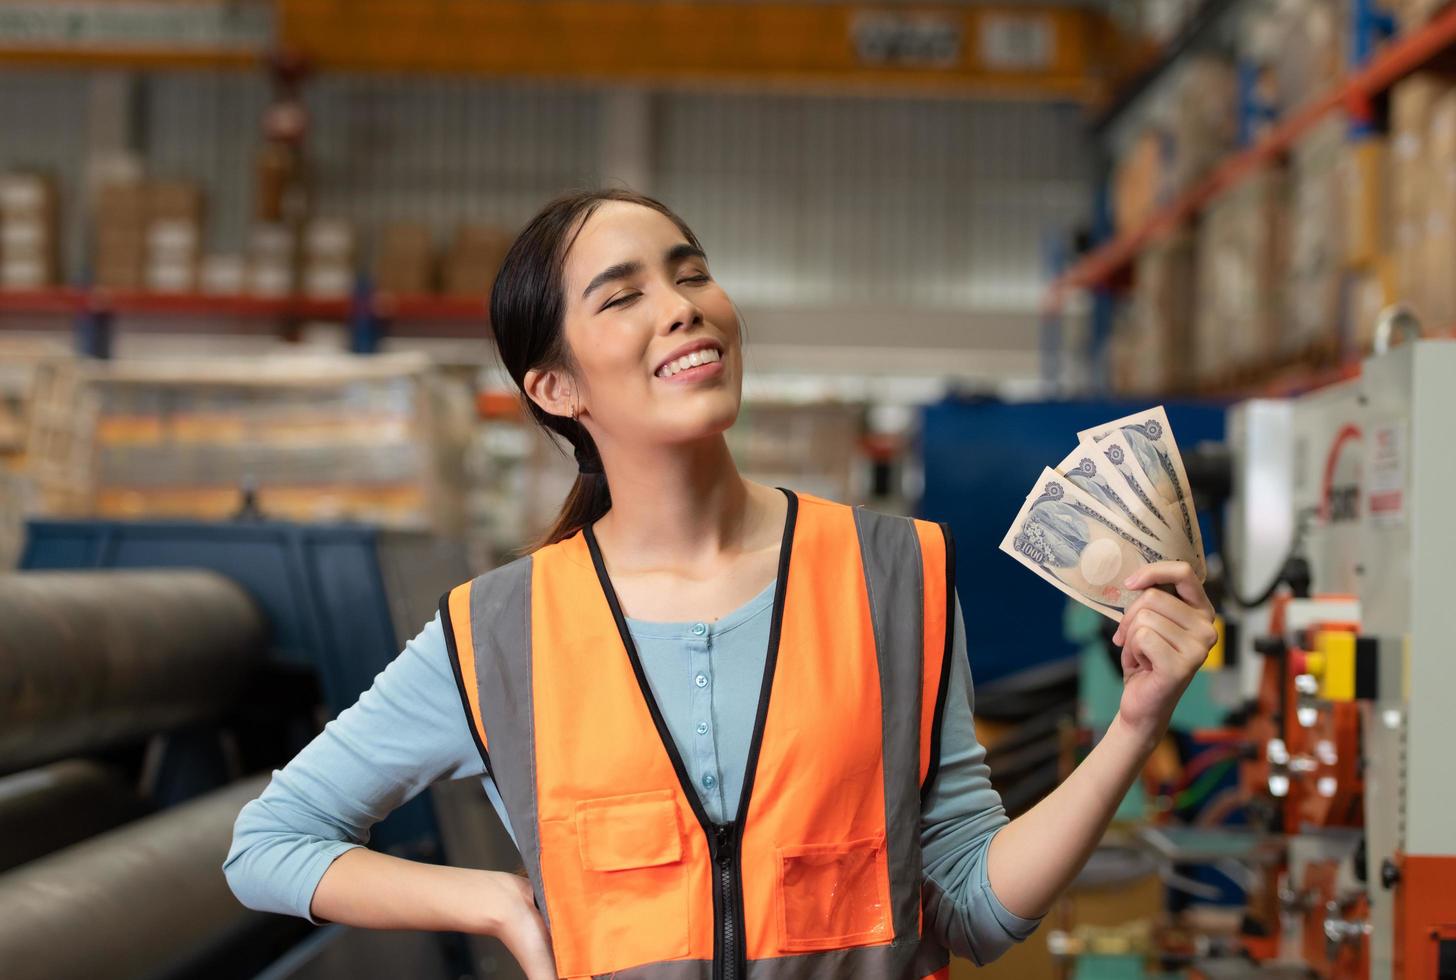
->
xmin=225 ymin=186 xmax=1215 ymax=980
xmin=489 ymin=189 xmax=747 ymax=550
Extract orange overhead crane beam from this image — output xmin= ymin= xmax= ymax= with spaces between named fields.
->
xmin=277 ymin=1 xmax=1114 ymax=101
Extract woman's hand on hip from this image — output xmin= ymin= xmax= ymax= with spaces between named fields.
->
xmin=474 ymin=870 xmax=557 ymax=980
xmin=1110 ymin=561 xmax=1218 ymax=748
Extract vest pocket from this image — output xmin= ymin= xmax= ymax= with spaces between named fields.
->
xmin=576 ymin=791 xmax=685 ymax=872
xmin=541 ymin=789 xmax=691 ymax=976
xmin=775 ymin=833 xmax=891 ymax=952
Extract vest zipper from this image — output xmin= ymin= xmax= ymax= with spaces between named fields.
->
xmin=583 ymin=491 xmax=798 ymax=980
xmin=711 ymin=823 xmax=744 ymax=980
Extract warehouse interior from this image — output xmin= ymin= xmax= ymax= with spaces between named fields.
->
xmin=1 ymin=2 xmax=1454 ymax=979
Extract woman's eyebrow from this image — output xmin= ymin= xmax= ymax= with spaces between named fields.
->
xmin=581 ymin=244 xmax=707 ymax=301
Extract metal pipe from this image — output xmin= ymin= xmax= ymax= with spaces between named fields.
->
xmin=0 ymin=760 xmax=147 ymax=873
xmin=0 ymin=570 xmax=266 ymax=774
xmin=0 ymin=775 xmax=269 ymax=980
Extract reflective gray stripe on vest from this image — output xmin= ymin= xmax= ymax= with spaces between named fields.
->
xmin=599 ymin=941 xmax=950 ymax=979
xmin=463 ymin=555 xmax=549 ymax=926
xmin=851 ymin=506 xmax=931 ymax=945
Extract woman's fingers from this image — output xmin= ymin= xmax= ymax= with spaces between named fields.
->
xmin=1114 ymin=560 xmax=1215 ymax=646
xmin=1122 ymin=560 xmax=1214 ymax=618
xmin=1121 ymin=608 xmax=1184 ymax=676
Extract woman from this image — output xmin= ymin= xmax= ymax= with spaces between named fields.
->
xmin=224 ymin=189 xmax=1217 ymax=979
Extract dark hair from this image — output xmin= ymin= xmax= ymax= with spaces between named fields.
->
xmin=491 ymin=188 xmax=706 ymax=551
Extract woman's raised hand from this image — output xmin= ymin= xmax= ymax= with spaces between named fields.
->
xmin=1110 ymin=560 xmax=1218 ymax=746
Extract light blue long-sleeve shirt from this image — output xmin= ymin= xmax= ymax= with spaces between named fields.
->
xmin=223 ymin=581 xmax=1041 ymax=965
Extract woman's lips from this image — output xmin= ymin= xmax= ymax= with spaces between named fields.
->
xmin=655 ymin=359 xmax=725 ymax=384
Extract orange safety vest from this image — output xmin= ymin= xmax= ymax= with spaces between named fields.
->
xmin=441 ymin=490 xmax=957 ymax=979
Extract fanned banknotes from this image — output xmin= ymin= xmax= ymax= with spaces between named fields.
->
xmin=1077 ymin=406 xmax=1206 ymax=580
xmin=1001 ymin=406 xmax=1207 ymax=623
xmin=999 ymin=468 xmax=1174 ymax=622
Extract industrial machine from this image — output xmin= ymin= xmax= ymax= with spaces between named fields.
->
xmin=0 ymin=520 xmax=524 ymax=980
xmin=1193 ymin=336 xmax=1456 ymax=979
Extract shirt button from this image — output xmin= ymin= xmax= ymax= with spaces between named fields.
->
xmin=691 ymin=622 xmax=707 ymax=636
xmin=696 ymin=721 xmax=709 ymax=735
xmin=695 ymin=673 xmax=708 ymax=688
xmin=702 ymin=773 xmax=717 ymax=789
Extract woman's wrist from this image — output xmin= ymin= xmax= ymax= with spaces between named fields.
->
xmin=1106 ymin=709 xmax=1165 ymax=761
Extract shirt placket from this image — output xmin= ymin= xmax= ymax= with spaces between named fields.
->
xmin=687 ymin=619 xmax=725 ymax=821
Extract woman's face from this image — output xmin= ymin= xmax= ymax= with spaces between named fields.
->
xmin=542 ymin=201 xmax=743 ymax=453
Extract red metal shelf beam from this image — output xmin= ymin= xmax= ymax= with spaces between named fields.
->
xmin=0 ymin=288 xmax=485 ymax=325
xmin=1046 ymin=3 xmax=1456 ymax=311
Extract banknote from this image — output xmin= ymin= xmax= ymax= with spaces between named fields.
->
xmin=1000 ymin=467 xmax=1175 ymax=623
xmin=1079 ymin=406 xmax=1206 ymax=580
xmin=1055 ymin=442 xmax=1187 ymax=560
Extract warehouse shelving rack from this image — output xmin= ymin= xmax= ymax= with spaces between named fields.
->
xmin=0 ymin=287 xmax=487 ymax=357
xmin=1044 ymin=3 xmax=1456 ymax=395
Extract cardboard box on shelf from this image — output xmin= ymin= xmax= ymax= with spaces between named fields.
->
xmin=147 ymin=180 xmax=203 ymax=223
xmin=1390 ymin=73 xmax=1450 ymax=318
xmin=1128 ymin=232 xmax=1196 ymax=393
xmin=1422 ymin=86 xmax=1456 ymax=328
xmin=303 ymin=263 xmax=353 ymax=298
xmin=1340 ymin=136 xmax=1388 ymax=269
xmin=1285 ymin=117 xmax=1346 ymax=358
xmin=304 ymin=219 xmax=356 ymax=263
xmin=374 ymin=223 xmax=435 ymax=295
xmin=200 ymin=254 xmax=246 ymax=295
xmin=0 ymin=258 xmax=54 ymax=290
xmin=1114 ymin=130 xmax=1165 ymax=235
xmin=0 ymin=172 xmax=57 ymax=219
xmin=1196 ymin=168 xmax=1287 ymax=384
xmin=443 ymin=224 xmax=511 ymax=297
xmin=0 ymin=171 xmax=60 ymax=289
xmin=1394 ymin=0 xmax=1452 ymax=33
xmin=247 ymin=261 xmax=293 ymax=298
xmin=1273 ymin=0 xmax=1346 ymax=112
xmin=1167 ymin=56 xmax=1237 ymax=194
xmin=246 ymin=224 xmax=297 ymax=297
xmin=145 ymin=260 xmax=197 ymax=294
xmin=95 ymin=181 xmax=148 ymax=225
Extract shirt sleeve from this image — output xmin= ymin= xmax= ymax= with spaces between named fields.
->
xmin=920 ymin=590 xmax=1044 ymax=965
xmin=221 ymin=611 xmax=493 ymax=924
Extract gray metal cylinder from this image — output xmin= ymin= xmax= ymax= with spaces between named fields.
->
xmin=0 ymin=570 xmax=266 ymax=774
xmin=0 ymin=759 xmax=147 ymax=873
xmin=0 ymin=774 xmax=269 ymax=980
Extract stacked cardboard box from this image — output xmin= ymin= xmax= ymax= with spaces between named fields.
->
xmin=1123 ymin=233 xmax=1196 ymax=394
xmin=303 ymin=219 xmax=356 ymax=298
xmin=444 ymin=224 xmax=511 ymax=297
xmin=145 ymin=180 xmax=203 ymax=293
xmin=246 ymin=224 xmax=295 ymax=297
xmin=1114 ymin=131 xmax=1166 ymax=235
xmin=1390 ymin=73 xmax=1450 ymax=325
xmin=1393 ymin=0 xmax=1451 ymax=33
xmin=199 ymin=254 xmax=246 ymax=295
xmin=1272 ymin=0 xmax=1346 ymax=112
xmin=1285 ymin=117 xmax=1346 ymax=357
xmin=1421 ymin=85 xmax=1456 ymax=328
xmin=1195 ymin=168 xmax=1287 ymax=384
xmin=374 ymin=223 xmax=435 ymax=294
xmin=1167 ymin=57 xmax=1237 ymax=195
xmin=0 ymin=173 xmax=60 ymax=290
xmin=94 ymin=181 xmax=148 ymax=290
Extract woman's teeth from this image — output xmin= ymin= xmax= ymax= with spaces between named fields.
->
xmin=656 ymin=347 xmax=721 ymax=378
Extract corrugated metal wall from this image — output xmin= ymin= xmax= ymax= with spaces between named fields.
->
xmin=1 ymin=68 xmax=1088 ymax=317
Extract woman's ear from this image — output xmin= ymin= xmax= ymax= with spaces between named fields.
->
xmin=523 ymin=366 xmax=577 ymax=420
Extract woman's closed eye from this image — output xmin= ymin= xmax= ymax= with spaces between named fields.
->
xmin=601 ymin=274 xmax=711 ymax=311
